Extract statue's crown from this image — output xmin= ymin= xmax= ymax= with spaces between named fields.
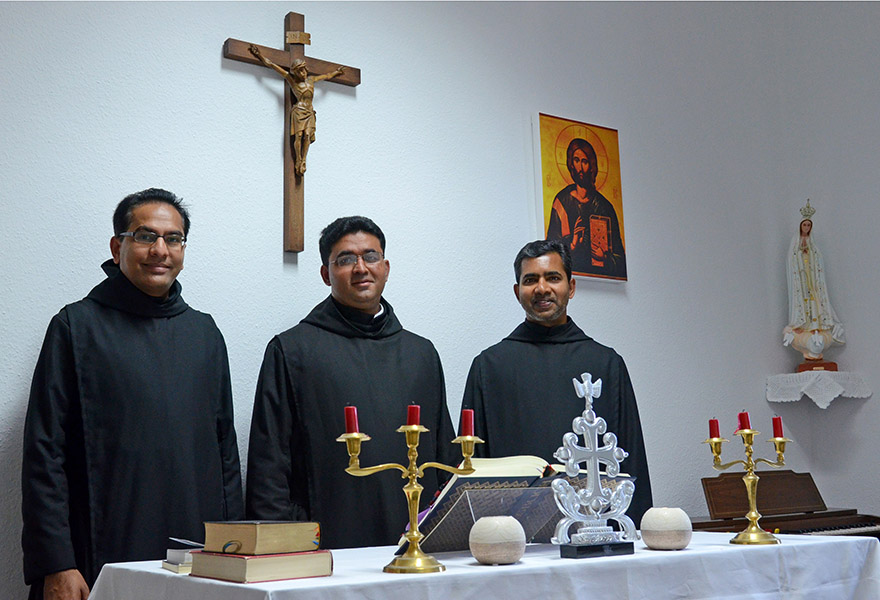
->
xmin=800 ymin=199 xmax=816 ymax=220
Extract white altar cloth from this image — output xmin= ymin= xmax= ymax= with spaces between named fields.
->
xmin=90 ymin=531 xmax=880 ymax=600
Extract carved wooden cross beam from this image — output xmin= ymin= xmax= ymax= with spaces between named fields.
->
xmin=224 ymin=12 xmax=361 ymax=252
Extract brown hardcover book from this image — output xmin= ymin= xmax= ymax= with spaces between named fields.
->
xmin=203 ymin=521 xmax=321 ymax=555
xmin=190 ymin=549 xmax=332 ymax=583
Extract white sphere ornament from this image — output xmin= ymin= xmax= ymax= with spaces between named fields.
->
xmin=468 ymin=516 xmax=526 ymax=565
xmin=640 ymin=507 xmax=692 ymax=550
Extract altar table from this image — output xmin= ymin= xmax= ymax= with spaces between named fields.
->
xmin=90 ymin=531 xmax=880 ymax=600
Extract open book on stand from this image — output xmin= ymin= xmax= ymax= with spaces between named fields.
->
xmin=404 ymin=455 xmax=632 ymax=553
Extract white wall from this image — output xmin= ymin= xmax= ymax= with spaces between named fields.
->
xmin=2 ymin=1 xmax=879 ymax=595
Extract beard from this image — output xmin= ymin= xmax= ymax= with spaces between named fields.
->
xmin=572 ymin=167 xmax=596 ymax=193
xmin=524 ymin=298 xmax=567 ymax=324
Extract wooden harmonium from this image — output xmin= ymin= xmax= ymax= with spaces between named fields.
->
xmin=692 ymin=470 xmax=880 ymax=538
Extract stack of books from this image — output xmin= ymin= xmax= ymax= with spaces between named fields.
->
xmin=161 ymin=547 xmax=194 ymax=574
xmin=190 ymin=521 xmax=332 ymax=584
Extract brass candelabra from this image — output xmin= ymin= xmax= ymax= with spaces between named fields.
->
xmin=703 ymin=428 xmax=792 ymax=545
xmin=337 ymin=425 xmax=483 ymax=573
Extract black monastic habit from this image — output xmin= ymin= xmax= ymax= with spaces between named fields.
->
xmin=21 ymin=261 xmax=244 ymax=596
xmin=462 ymin=318 xmax=653 ymax=524
xmin=246 ymin=296 xmax=457 ymax=549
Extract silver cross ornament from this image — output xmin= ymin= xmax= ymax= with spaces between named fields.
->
xmin=551 ymin=373 xmax=638 ymax=545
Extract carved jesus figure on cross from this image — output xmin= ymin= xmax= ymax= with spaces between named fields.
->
xmin=224 ymin=12 xmax=360 ymax=252
xmin=249 ymin=45 xmax=344 ymax=176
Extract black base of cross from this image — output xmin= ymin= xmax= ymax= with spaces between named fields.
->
xmin=559 ymin=541 xmax=635 ymax=559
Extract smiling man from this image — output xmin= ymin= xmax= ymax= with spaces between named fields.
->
xmin=246 ymin=216 xmax=455 ymax=549
xmin=461 ymin=239 xmax=652 ymax=524
xmin=21 ymin=188 xmax=243 ymax=600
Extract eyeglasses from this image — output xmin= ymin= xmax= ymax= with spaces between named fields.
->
xmin=118 ymin=230 xmax=186 ymax=248
xmin=331 ymin=251 xmax=384 ymax=268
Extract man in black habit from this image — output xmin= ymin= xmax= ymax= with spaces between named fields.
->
xmin=461 ymin=240 xmax=653 ymax=524
xmin=21 ymin=189 xmax=244 ymax=600
xmin=246 ymin=216 xmax=456 ymax=548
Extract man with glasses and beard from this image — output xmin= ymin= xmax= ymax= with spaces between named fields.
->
xmin=21 ymin=189 xmax=243 ymax=600
xmin=547 ymin=138 xmax=627 ymax=279
xmin=246 ymin=216 xmax=456 ymax=549
xmin=461 ymin=240 xmax=651 ymax=524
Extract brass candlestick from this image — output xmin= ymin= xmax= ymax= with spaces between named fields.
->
xmin=703 ymin=429 xmax=792 ymax=545
xmin=337 ymin=425 xmax=483 ymax=573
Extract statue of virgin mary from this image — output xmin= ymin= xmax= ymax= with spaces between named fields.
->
xmin=782 ymin=200 xmax=845 ymax=365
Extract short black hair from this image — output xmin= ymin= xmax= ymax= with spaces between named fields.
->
xmin=319 ymin=216 xmax=386 ymax=266
xmin=514 ymin=239 xmax=572 ymax=282
xmin=113 ymin=188 xmax=191 ymax=237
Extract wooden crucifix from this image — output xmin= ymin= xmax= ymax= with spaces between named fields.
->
xmin=224 ymin=12 xmax=361 ymax=252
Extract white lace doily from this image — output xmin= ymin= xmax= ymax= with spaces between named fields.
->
xmin=766 ymin=371 xmax=872 ymax=409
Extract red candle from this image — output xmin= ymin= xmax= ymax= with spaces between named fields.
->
xmin=737 ymin=411 xmax=751 ymax=431
xmin=344 ymin=406 xmax=359 ymax=434
xmin=772 ymin=416 xmax=784 ymax=438
xmin=708 ymin=418 xmax=720 ymax=439
xmin=461 ymin=409 xmax=475 ymax=437
xmin=407 ymin=404 xmax=421 ymax=426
